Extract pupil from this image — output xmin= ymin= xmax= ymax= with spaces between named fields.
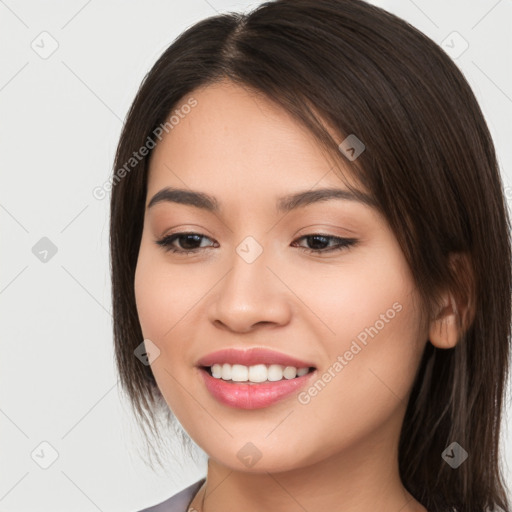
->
xmin=181 ymin=234 xmax=201 ymax=249
xmin=308 ymin=235 xmax=328 ymax=249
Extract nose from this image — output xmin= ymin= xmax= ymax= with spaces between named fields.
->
xmin=208 ymin=243 xmax=292 ymax=334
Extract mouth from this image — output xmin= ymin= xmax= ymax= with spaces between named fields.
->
xmin=195 ymin=348 xmax=318 ymax=409
xmin=200 ymin=363 xmax=316 ymax=383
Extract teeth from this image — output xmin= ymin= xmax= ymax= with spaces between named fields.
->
xmin=211 ymin=364 xmax=223 ymax=379
xmin=249 ymin=364 xmax=267 ymax=382
xmin=221 ymin=363 xmax=231 ymax=380
xmin=232 ymin=364 xmax=249 ymax=382
xmin=209 ymin=363 xmax=311 ymax=383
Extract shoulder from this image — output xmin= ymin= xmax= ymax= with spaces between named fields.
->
xmin=135 ymin=477 xmax=206 ymax=512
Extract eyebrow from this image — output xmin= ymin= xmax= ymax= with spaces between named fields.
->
xmin=147 ymin=186 xmax=376 ymax=212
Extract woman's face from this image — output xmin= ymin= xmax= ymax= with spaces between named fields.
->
xmin=134 ymin=80 xmax=427 ymax=473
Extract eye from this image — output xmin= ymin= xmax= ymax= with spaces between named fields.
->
xmin=155 ymin=231 xmax=357 ymax=256
xmin=155 ymin=232 xmax=217 ymax=254
xmin=291 ymin=234 xmax=358 ymax=254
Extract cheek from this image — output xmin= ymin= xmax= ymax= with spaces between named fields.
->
xmin=334 ymin=262 xmax=422 ymax=390
xmin=133 ymin=248 xmax=201 ymax=412
xmin=290 ymin=252 xmax=424 ymax=434
xmin=134 ymin=244 xmax=201 ymax=344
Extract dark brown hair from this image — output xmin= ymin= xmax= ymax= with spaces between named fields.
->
xmin=109 ymin=1 xmax=511 ymax=510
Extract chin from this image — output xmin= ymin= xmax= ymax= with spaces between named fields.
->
xmin=198 ymin=437 xmax=324 ymax=474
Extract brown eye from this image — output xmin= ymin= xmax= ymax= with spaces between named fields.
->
xmin=292 ymin=234 xmax=358 ymax=254
xmin=156 ymin=232 xmax=217 ymax=254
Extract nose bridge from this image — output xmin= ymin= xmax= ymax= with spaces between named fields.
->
xmin=224 ymin=234 xmax=272 ymax=306
xmin=211 ymin=234 xmax=290 ymax=331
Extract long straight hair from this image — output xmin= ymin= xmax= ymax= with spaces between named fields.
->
xmin=109 ymin=1 xmax=512 ymax=510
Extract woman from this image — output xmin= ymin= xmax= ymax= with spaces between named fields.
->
xmin=110 ymin=0 xmax=511 ymax=510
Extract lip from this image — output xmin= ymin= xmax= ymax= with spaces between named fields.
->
xmin=198 ymin=367 xmax=317 ymax=409
xmin=196 ymin=347 xmax=317 ymax=410
xmin=196 ymin=347 xmax=315 ymax=368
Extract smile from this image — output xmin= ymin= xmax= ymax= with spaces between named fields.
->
xmin=196 ymin=348 xmax=318 ymax=409
xmin=205 ymin=363 xmax=312 ymax=382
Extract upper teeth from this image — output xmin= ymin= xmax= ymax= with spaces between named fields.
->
xmin=210 ymin=363 xmax=310 ymax=382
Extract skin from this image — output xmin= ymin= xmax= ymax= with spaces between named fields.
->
xmin=134 ymin=80 xmax=463 ymax=512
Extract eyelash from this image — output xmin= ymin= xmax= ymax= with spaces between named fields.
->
xmin=155 ymin=232 xmax=358 ymax=255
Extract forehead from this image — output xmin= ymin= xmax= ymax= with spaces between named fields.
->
xmin=147 ymin=80 xmax=364 ymax=205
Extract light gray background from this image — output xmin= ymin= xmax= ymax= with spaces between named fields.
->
xmin=1 ymin=1 xmax=511 ymax=510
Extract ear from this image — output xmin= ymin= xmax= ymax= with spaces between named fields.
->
xmin=428 ymin=293 xmax=460 ymax=349
xmin=428 ymin=252 xmax=475 ymax=350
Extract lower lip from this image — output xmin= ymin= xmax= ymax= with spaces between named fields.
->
xmin=198 ymin=367 xmax=316 ymax=409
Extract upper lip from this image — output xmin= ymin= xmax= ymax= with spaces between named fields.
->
xmin=197 ymin=347 xmax=316 ymax=369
